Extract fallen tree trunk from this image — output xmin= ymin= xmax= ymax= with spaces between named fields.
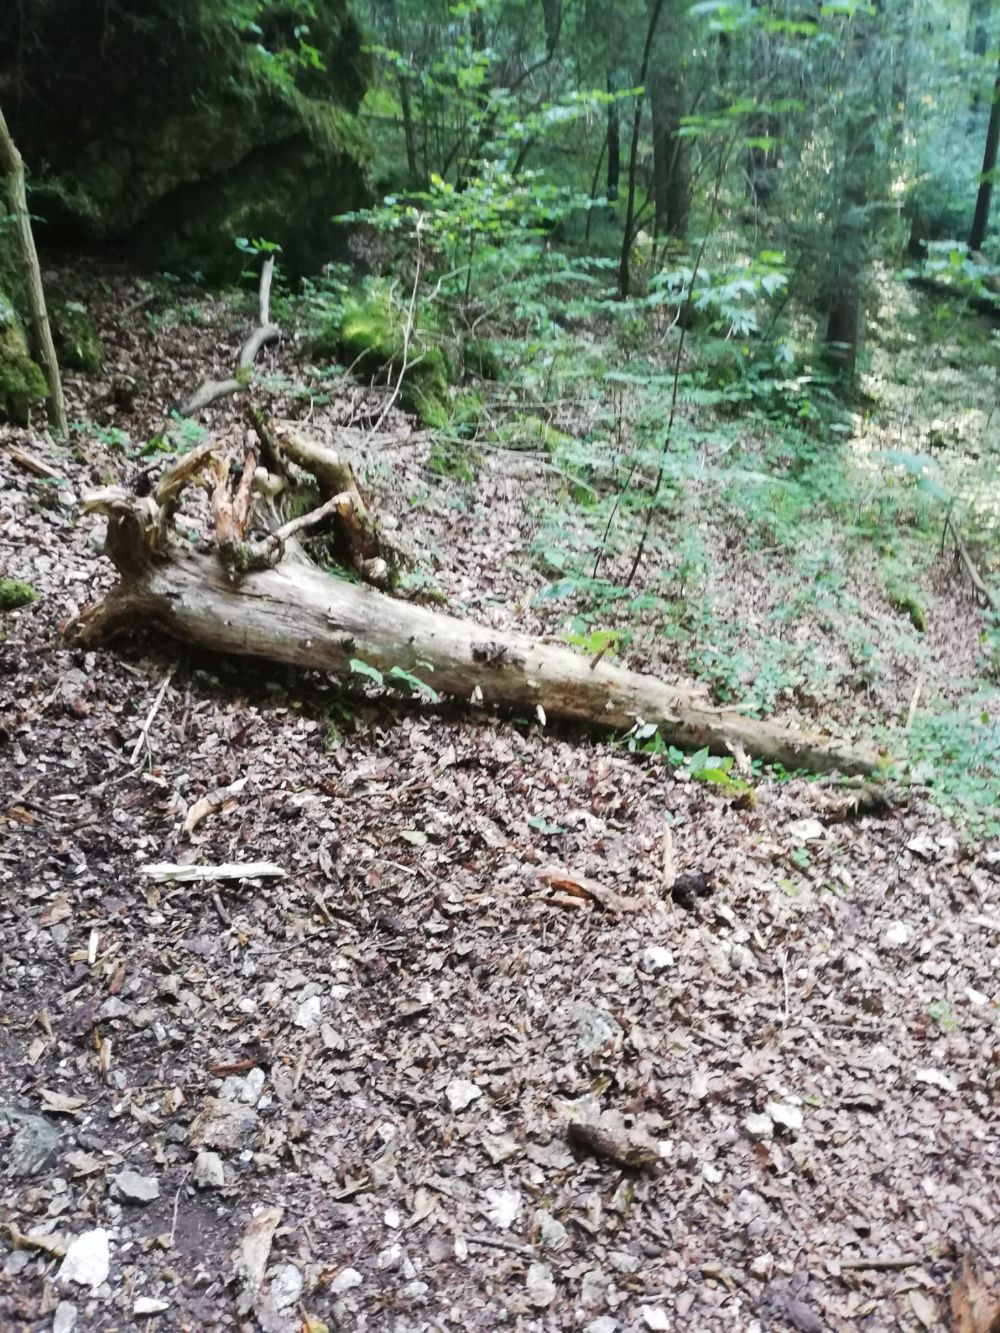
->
xmin=70 ymin=463 xmax=885 ymax=775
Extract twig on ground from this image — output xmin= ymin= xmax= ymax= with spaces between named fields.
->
xmin=838 ymin=1253 xmax=926 ymax=1272
xmin=905 ymin=675 xmax=924 ymax=732
xmin=177 ymin=257 xmax=279 ymax=417
xmin=465 ymin=1235 xmax=534 ymax=1258
xmin=947 ymin=515 xmax=997 ymax=610
xmin=129 ymin=670 xmax=174 ymax=766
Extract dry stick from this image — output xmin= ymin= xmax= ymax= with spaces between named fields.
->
xmin=177 ymin=257 xmax=279 ymax=417
xmin=370 ymin=226 xmax=423 ymax=437
xmin=838 ymin=1254 xmax=925 ymax=1272
xmin=0 ymin=103 xmax=67 ymax=437
xmin=904 ymin=674 xmax=923 ymax=732
xmin=129 ymin=670 xmax=175 ymax=766
xmin=948 ymin=515 xmax=998 ymax=609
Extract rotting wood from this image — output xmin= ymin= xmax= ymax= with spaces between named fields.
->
xmin=69 ymin=457 xmax=887 ymax=774
xmin=176 ymin=257 xmax=279 ymax=417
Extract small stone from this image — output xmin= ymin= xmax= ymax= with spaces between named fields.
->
xmin=584 ymin=1319 xmax=618 ymax=1333
xmin=445 ymin=1079 xmax=482 ymax=1112
xmin=750 ymin=1253 xmax=774 ymax=1279
xmin=609 ymin=1249 xmax=641 ymax=1274
xmin=111 ymin=1170 xmax=160 ymax=1204
xmin=526 ymin=1262 xmax=556 ymax=1308
xmin=571 ymin=1002 xmax=622 ymax=1056
xmin=403 ymin=1280 xmax=429 ymax=1301
xmin=640 ymin=946 xmax=674 ymax=975
xmin=377 ymin=1243 xmax=403 ymax=1271
xmin=481 ymin=1133 xmax=519 ymax=1164
xmin=0 ymin=1105 xmax=60 ymax=1177
xmin=786 ymin=818 xmax=825 ymax=843
xmin=132 ymin=1297 xmax=169 ymax=1316
xmin=766 ymin=1101 xmax=804 ymax=1134
xmin=243 ymin=1068 xmax=266 ymax=1105
xmin=294 ymin=995 xmax=323 ymax=1029
xmin=192 ymin=1150 xmax=226 ymax=1190
xmin=966 ymin=987 xmax=988 ymax=1007
xmin=383 ymin=1207 xmax=401 ymax=1228
xmin=881 ymin=921 xmax=910 ymax=948
xmin=536 ymin=1209 xmax=569 ymax=1251
xmin=269 ymin=1263 xmax=303 ymax=1309
xmin=188 ymin=1098 xmax=256 ymax=1152
xmin=744 ymin=1112 xmax=774 ymax=1141
xmin=59 ymin=1229 xmax=110 ymax=1290
xmin=53 ymin=1302 xmax=78 ymax=1333
xmin=330 ymin=1267 xmax=362 ymax=1295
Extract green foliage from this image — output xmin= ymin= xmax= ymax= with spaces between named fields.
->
xmin=349 ymin=656 xmax=439 ymax=700
xmin=905 ymin=703 xmax=1000 ymax=836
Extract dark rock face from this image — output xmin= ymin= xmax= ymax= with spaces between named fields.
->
xmin=0 ymin=1 xmax=371 ymax=277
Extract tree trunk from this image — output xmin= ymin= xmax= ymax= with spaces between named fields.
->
xmin=70 ymin=486 xmax=884 ymax=778
xmin=606 ymin=73 xmax=621 ymax=202
xmin=969 ymin=52 xmax=1000 ymax=252
xmin=650 ymin=66 xmax=689 ymax=239
xmin=968 ymin=0 xmax=992 ymax=129
xmin=541 ymin=0 xmax=561 ymax=58
xmin=618 ymin=0 xmax=666 ymax=299
xmin=0 ymin=102 xmax=67 ymax=437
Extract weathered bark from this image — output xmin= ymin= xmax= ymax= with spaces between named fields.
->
xmin=618 ymin=0 xmax=666 ymax=299
xmin=606 ymin=74 xmax=621 ymax=202
xmin=70 ymin=473 xmax=884 ymax=777
xmin=969 ymin=52 xmax=1000 ymax=252
xmin=0 ymin=102 xmax=67 ymax=437
xmin=650 ymin=65 xmax=689 ymax=239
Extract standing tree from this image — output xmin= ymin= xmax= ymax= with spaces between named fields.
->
xmin=650 ymin=53 xmax=690 ymax=239
xmin=0 ymin=103 xmax=66 ymax=437
xmin=969 ymin=48 xmax=1000 ymax=251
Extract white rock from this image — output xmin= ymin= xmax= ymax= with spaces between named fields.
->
xmin=584 ymin=1319 xmax=619 ymax=1333
xmin=786 ymin=817 xmax=825 ymax=843
xmin=750 ymin=1253 xmax=774 ymax=1279
xmin=966 ymin=987 xmax=989 ymax=1007
xmin=383 ymin=1206 xmax=401 ymax=1229
xmin=53 ymin=1302 xmax=78 ymax=1333
xmin=377 ymin=1243 xmax=403 ymax=1271
xmin=59 ymin=1229 xmax=110 ymax=1290
xmin=294 ymin=995 xmax=323 ymax=1029
xmin=133 ymin=1298 xmax=169 ymax=1316
xmin=484 ymin=1187 xmax=521 ymax=1231
xmin=192 ymin=1150 xmax=226 ymax=1190
xmin=640 ymin=946 xmax=674 ymax=975
xmin=330 ymin=1267 xmax=362 ymax=1295
xmin=270 ymin=1263 xmax=303 ymax=1309
xmin=243 ymin=1067 xmax=266 ymax=1105
xmin=446 ymin=1079 xmax=483 ymax=1112
xmin=111 ymin=1169 xmax=160 ymax=1204
xmin=881 ymin=921 xmax=910 ymax=948
xmin=744 ymin=1112 xmax=774 ymax=1141
xmin=915 ymin=1068 xmax=957 ymax=1094
xmin=766 ymin=1100 xmax=804 ymax=1133
xmin=642 ymin=1309 xmax=670 ymax=1331
xmin=526 ymin=1262 xmax=556 ymax=1308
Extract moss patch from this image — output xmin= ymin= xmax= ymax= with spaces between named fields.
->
xmin=0 ymin=578 xmax=37 ymax=611
xmin=52 ymin=299 xmax=104 ymax=373
xmin=314 ymin=282 xmax=453 ymax=428
xmin=0 ymin=300 xmax=47 ymax=425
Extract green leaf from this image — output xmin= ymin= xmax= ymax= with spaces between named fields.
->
xmin=350 ymin=658 xmax=384 ymax=686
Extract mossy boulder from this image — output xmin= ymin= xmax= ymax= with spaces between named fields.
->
xmin=0 ymin=1 xmax=371 ymax=278
xmin=0 ymin=578 xmax=37 ymax=611
xmin=0 ymin=297 xmax=47 ymax=425
xmin=51 ymin=299 xmax=103 ymax=373
xmin=314 ymin=282 xmax=452 ymax=428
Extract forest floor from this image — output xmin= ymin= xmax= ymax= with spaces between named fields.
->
xmin=1 ymin=263 xmax=999 ymax=1333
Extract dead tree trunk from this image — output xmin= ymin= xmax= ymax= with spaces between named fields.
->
xmin=69 ymin=443 xmax=885 ymax=777
xmin=0 ymin=102 xmax=67 ymax=438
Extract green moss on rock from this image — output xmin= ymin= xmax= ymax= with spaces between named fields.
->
xmin=0 ymin=300 xmax=47 ymax=425
xmin=0 ymin=578 xmax=37 ymax=611
xmin=52 ymin=299 xmax=103 ymax=373
xmin=315 ymin=282 xmax=452 ymax=428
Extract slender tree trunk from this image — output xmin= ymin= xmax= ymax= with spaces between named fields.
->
xmin=650 ymin=66 xmax=689 ymax=238
xmin=969 ymin=52 xmax=1000 ymax=251
xmin=606 ymin=74 xmax=621 ymax=201
xmin=399 ymin=75 xmax=419 ymax=187
xmin=541 ymin=0 xmax=561 ymax=58
xmin=618 ymin=0 xmax=666 ymax=299
xmin=0 ymin=102 xmax=67 ymax=437
xmin=585 ymin=139 xmax=607 ymax=242
xmin=968 ymin=0 xmax=992 ymax=130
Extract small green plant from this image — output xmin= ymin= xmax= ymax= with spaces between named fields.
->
xmin=349 ymin=657 xmax=439 ymax=702
xmin=72 ymin=420 xmax=131 ymax=451
xmin=927 ymin=1000 xmax=956 ymax=1032
xmin=0 ymin=578 xmax=36 ymax=611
